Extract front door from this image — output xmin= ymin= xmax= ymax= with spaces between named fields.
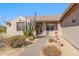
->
xmin=36 ymin=23 xmax=43 ymax=35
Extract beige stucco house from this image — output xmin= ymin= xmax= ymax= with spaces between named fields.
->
xmin=6 ymin=3 xmax=79 ymax=49
xmin=59 ymin=3 xmax=79 ymax=49
xmin=6 ymin=15 xmax=60 ymax=37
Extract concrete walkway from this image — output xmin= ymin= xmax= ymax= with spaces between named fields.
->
xmin=19 ymin=36 xmax=48 ymax=56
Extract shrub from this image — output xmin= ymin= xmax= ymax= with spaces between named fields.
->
xmin=60 ymin=43 xmax=64 ymax=47
xmin=25 ymin=41 xmax=33 ymax=46
xmin=0 ymin=35 xmax=33 ymax=48
xmin=48 ymin=38 xmax=55 ymax=43
xmin=23 ymin=29 xmax=33 ymax=38
xmin=4 ymin=35 xmax=25 ymax=47
xmin=29 ymin=37 xmax=34 ymax=41
xmin=23 ymin=29 xmax=35 ymax=41
xmin=23 ymin=25 xmax=34 ymax=41
xmin=0 ymin=26 xmax=6 ymax=33
xmin=0 ymin=39 xmax=5 ymax=48
xmin=42 ymin=45 xmax=62 ymax=56
xmin=0 ymin=37 xmax=8 ymax=48
xmin=10 ymin=35 xmax=26 ymax=48
xmin=8 ymin=35 xmax=33 ymax=48
xmin=23 ymin=30 xmax=29 ymax=38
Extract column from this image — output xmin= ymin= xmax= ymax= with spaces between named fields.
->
xmin=43 ymin=22 xmax=46 ymax=36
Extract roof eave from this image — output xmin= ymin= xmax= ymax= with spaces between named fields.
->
xmin=59 ymin=3 xmax=76 ymax=23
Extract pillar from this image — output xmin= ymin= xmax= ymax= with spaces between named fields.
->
xmin=43 ymin=22 xmax=46 ymax=36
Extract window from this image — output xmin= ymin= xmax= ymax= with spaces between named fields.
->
xmin=46 ymin=24 xmax=54 ymax=31
xmin=17 ymin=22 xmax=25 ymax=31
xmin=28 ymin=23 xmax=32 ymax=30
xmin=72 ymin=16 xmax=76 ymax=23
xmin=72 ymin=20 xmax=76 ymax=23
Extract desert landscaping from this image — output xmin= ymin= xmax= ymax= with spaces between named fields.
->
xmin=0 ymin=32 xmax=35 ymax=56
xmin=0 ymin=30 xmax=79 ymax=56
xmin=41 ymin=36 xmax=79 ymax=56
xmin=0 ymin=3 xmax=79 ymax=56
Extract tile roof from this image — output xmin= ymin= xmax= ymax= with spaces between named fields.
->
xmin=27 ymin=15 xmax=61 ymax=22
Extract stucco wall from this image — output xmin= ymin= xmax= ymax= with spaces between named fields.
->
xmin=57 ymin=23 xmax=62 ymax=36
xmin=6 ymin=16 xmax=29 ymax=37
xmin=61 ymin=4 xmax=79 ymax=27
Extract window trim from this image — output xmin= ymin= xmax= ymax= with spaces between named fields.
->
xmin=16 ymin=22 xmax=25 ymax=31
xmin=46 ymin=24 xmax=54 ymax=31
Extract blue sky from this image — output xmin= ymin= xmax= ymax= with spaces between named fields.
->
xmin=0 ymin=3 xmax=68 ymax=24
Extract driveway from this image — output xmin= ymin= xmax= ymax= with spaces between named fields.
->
xmin=19 ymin=36 xmax=48 ymax=56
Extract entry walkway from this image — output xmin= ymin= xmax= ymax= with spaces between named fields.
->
xmin=19 ymin=36 xmax=48 ymax=56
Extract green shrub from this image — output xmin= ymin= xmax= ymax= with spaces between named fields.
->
xmin=23 ymin=30 xmax=29 ymax=38
xmin=23 ymin=28 xmax=34 ymax=41
xmin=0 ymin=26 xmax=6 ymax=33
xmin=42 ymin=45 xmax=62 ymax=56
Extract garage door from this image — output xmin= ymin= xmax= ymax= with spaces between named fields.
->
xmin=62 ymin=26 xmax=79 ymax=49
